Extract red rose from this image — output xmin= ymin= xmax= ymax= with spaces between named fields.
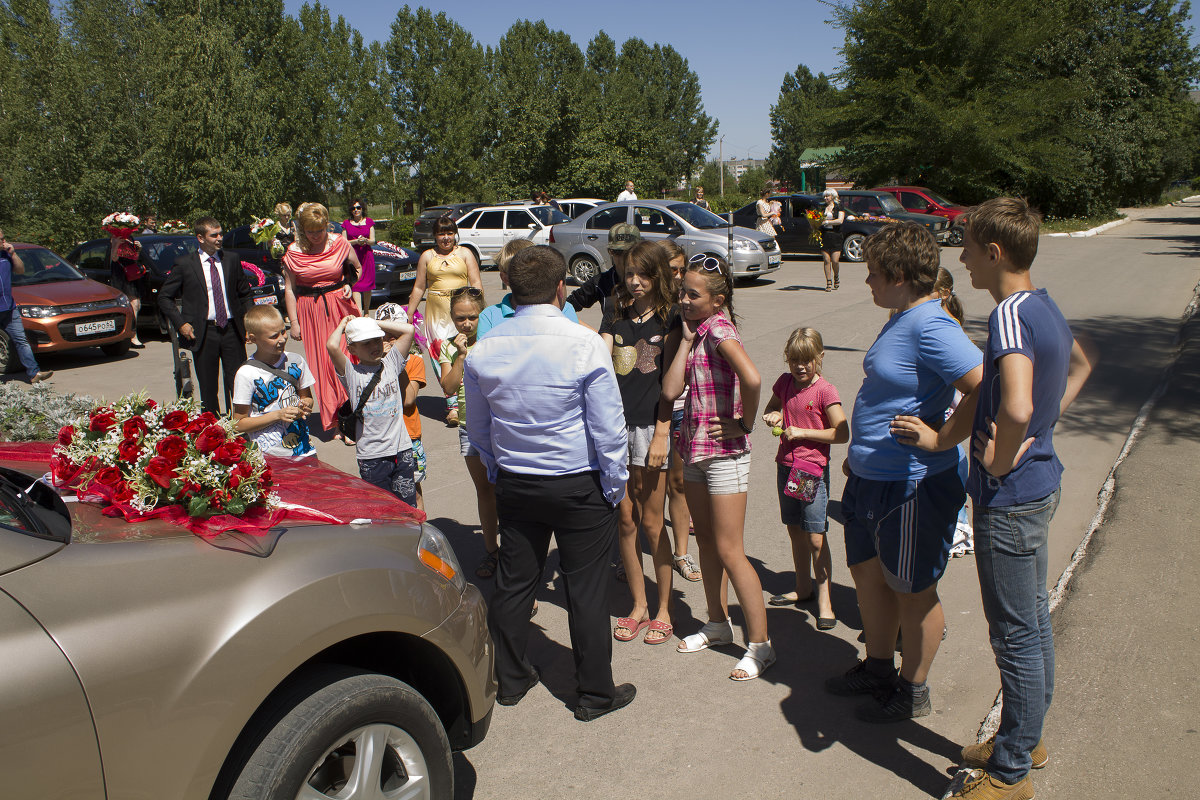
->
xmin=117 ymin=438 xmax=141 ymax=463
xmin=57 ymin=426 xmax=75 ymax=446
xmin=89 ymin=411 xmax=117 ymax=433
xmin=233 ymin=460 xmax=253 ymax=478
xmin=213 ymin=439 xmax=245 ymax=466
xmin=94 ymin=466 xmax=123 ymax=488
xmin=145 ymin=456 xmax=177 ymax=489
xmin=195 ymin=424 xmax=227 ymax=454
xmin=260 ymin=466 xmax=273 ymax=489
xmin=163 ymin=410 xmax=189 ymax=431
xmin=50 ymin=455 xmax=78 ymax=485
xmin=228 ymin=473 xmax=242 ymax=489
xmin=112 ymin=483 xmax=134 ymax=503
xmin=145 ymin=399 xmax=158 ymax=410
xmin=186 ymin=412 xmax=219 ymax=436
xmin=155 ymin=435 xmax=188 ymax=463
xmin=122 ymin=416 xmax=147 ymax=439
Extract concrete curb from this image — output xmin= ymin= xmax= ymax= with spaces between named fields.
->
xmin=1046 ymin=216 xmax=1130 ymax=238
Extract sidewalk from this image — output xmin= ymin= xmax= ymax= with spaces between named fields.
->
xmin=1036 ymin=291 xmax=1200 ymax=795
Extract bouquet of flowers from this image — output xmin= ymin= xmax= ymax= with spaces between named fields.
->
xmin=52 ymin=393 xmax=273 ymax=519
xmin=373 ymin=241 xmax=409 ymax=256
xmin=251 ymin=216 xmax=286 ymax=258
xmin=240 ymin=260 xmax=267 ymax=288
xmin=805 ymin=208 xmax=824 ymax=246
xmin=101 ymin=212 xmax=141 ymax=239
xmin=158 ymin=219 xmax=188 ymax=234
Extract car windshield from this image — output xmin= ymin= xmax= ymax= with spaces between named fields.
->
xmin=529 ymin=206 xmax=571 ymax=225
xmin=418 ymin=208 xmax=449 ymax=220
xmin=666 ymin=203 xmax=729 ymax=229
xmin=873 ymin=194 xmax=906 ymax=213
xmin=11 ymin=248 xmax=85 ymax=286
xmin=138 ymin=236 xmax=197 ymax=276
xmin=923 ymin=189 xmax=955 ymax=206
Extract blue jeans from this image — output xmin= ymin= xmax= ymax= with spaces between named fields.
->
xmin=1 ymin=310 xmax=40 ymax=378
xmin=357 ymin=449 xmax=418 ymax=507
xmin=973 ymin=489 xmax=1060 ymax=784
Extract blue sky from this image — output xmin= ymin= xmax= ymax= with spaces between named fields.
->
xmin=290 ymin=1 xmax=1200 ymax=164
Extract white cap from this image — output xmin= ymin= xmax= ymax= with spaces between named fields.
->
xmin=345 ymin=317 xmax=385 ymax=343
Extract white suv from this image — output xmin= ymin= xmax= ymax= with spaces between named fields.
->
xmin=452 ymin=204 xmax=571 ymax=266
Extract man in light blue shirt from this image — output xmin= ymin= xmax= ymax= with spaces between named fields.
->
xmin=465 ymin=245 xmax=634 ymax=722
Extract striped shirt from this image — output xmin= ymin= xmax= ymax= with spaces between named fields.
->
xmin=677 ymin=314 xmax=748 ymax=463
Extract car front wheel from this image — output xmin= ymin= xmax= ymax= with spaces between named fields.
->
xmin=225 ymin=666 xmax=453 ymax=800
xmin=842 ymin=233 xmax=866 ymax=263
xmin=570 ymin=254 xmax=599 ymax=284
xmin=946 ymin=226 xmax=964 ymax=246
xmin=0 ymin=330 xmax=16 ymax=374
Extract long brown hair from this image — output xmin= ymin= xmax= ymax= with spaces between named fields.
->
xmin=934 ymin=267 xmax=965 ymax=326
xmin=617 ymin=240 xmax=675 ymax=324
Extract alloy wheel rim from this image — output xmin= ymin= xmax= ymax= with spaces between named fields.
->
xmin=297 ymin=723 xmax=431 ymax=800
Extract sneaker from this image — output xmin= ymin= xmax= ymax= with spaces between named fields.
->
xmin=962 ymin=735 xmax=1049 ymax=770
xmin=946 ymin=769 xmax=1034 ymax=800
xmin=854 ymin=680 xmax=931 ymax=722
xmin=825 ymin=659 xmax=897 ymax=697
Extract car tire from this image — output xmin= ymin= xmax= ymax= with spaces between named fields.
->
xmin=842 ymin=233 xmax=867 ymax=263
xmin=100 ymin=340 xmax=131 ymax=358
xmin=224 ymin=666 xmax=453 ymax=800
xmin=570 ymin=254 xmax=600 ymax=284
xmin=0 ymin=330 xmax=16 ymax=374
xmin=946 ymin=225 xmax=964 ymax=246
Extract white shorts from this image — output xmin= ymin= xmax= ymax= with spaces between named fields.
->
xmin=682 ymin=452 xmax=751 ymax=495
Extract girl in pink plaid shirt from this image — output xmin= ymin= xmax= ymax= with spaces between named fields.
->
xmin=663 ymin=254 xmax=774 ymax=681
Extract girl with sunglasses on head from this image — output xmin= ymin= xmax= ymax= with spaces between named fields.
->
xmin=663 ymin=253 xmax=773 ymax=680
xmin=343 ymin=199 xmax=376 ymax=314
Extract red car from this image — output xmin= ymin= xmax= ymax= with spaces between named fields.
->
xmin=872 ymin=186 xmax=967 ymax=245
xmin=1 ymin=243 xmax=135 ymax=373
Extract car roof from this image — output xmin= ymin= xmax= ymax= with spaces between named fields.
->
xmin=462 ymin=203 xmax=558 ymax=213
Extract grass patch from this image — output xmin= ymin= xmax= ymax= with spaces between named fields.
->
xmin=1041 ymin=212 xmax=1124 ymax=234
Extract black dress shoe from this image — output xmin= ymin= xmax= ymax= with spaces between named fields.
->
xmin=497 ymin=669 xmax=540 ymax=707
xmin=574 ymin=683 xmax=636 ymax=722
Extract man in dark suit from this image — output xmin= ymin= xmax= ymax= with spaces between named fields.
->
xmin=158 ymin=217 xmax=252 ymax=415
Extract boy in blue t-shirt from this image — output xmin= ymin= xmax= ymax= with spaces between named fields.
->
xmin=893 ymin=197 xmax=1092 ymax=799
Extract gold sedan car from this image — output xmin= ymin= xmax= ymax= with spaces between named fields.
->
xmin=0 ymin=457 xmax=494 ymax=800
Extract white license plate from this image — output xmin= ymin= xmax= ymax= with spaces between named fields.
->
xmin=397 ymin=270 xmax=416 ymax=281
xmin=254 ymin=295 xmax=277 ymax=305
xmin=768 ymin=253 xmax=782 ymax=265
xmin=76 ymin=319 xmax=116 ymax=336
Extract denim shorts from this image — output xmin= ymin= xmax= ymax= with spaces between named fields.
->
xmin=627 ymin=424 xmax=668 ymax=470
xmin=458 ymin=426 xmax=478 ymax=458
xmin=358 ymin=449 xmax=417 ymax=507
xmin=841 ymin=465 xmax=964 ymax=593
xmin=777 ymin=462 xmax=829 ymax=532
xmin=683 ymin=451 xmax=751 ymax=495
xmin=411 ymin=437 xmax=426 ymax=484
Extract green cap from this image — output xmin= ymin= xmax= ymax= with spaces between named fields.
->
xmin=607 ymin=222 xmax=641 ymax=252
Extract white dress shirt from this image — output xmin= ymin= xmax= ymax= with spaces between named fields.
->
xmin=465 ymin=304 xmax=629 ymax=504
xmin=199 ymin=250 xmax=232 ymax=322
xmin=616 ymin=190 xmax=637 ymax=201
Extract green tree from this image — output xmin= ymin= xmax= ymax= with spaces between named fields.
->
xmin=696 ymin=159 xmax=735 ymax=197
xmin=766 ymin=65 xmax=841 ymax=189
xmin=737 ymin=166 xmax=769 ymax=195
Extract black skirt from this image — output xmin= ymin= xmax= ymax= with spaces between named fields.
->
xmin=820 ymin=229 xmax=844 ymax=254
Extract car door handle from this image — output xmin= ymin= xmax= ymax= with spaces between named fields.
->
xmin=586 ymin=235 xmax=598 ymax=240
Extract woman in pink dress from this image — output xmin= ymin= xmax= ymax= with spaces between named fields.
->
xmin=342 ymin=199 xmax=375 ymax=314
xmin=282 ymin=203 xmax=362 ymax=435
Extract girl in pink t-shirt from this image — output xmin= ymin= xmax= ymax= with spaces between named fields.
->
xmin=761 ymin=327 xmax=848 ymax=629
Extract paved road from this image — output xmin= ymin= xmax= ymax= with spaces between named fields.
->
xmin=15 ymin=203 xmax=1200 ymax=799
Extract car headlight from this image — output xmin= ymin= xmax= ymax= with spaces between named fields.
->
xmin=19 ymin=305 xmax=59 ymax=319
xmin=418 ymin=524 xmax=467 ymax=594
xmin=731 ymin=238 xmax=761 ymax=252
xmin=115 ymin=294 xmax=131 ymax=307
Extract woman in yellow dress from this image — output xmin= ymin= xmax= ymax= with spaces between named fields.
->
xmin=406 ymin=215 xmax=482 ymax=425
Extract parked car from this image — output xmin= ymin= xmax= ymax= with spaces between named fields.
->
xmin=413 ymin=203 xmax=487 ymax=251
xmin=453 ymin=204 xmax=572 ymax=266
xmin=0 ymin=453 xmax=494 ymax=799
xmin=873 ymin=185 xmax=967 ymax=245
xmin=730 ymin=194 xmax=890 ymax=262
xmin=368 ymin=241 xmax=420 ymax=307
xmin=0 ymin=243 xmax=135 ymax=372
xmin=67 ymin=235 xmax=284 ymax=333
xmin=555 ymin=198 xmax=606 ymax=219
xmin=549 ymin=200 xmax=781 ymax=284
xmin=837 ymin=190 xmax=953 ymax=243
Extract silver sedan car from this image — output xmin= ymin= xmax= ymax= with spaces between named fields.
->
xmin=0 ymin=454 xmax=494 ymax=800
xmin=548 ymin=200 xmax=782 ymax=283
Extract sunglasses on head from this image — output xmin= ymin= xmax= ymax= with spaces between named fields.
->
xmin=451 ymin=286 xmax=484 ymax=300
xmin=688 ymin=253 xmax=724 ymax=272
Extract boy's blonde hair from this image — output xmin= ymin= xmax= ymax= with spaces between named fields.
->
xmin=496 ymin=238 xmax=534 ymax=271
xmin=960 ymin=196 xmax=1042 ymax=271
xmin=863 ymin=222 xmax=940 ymax=295
xmin=244 ymin=304 xmax=284 ymax=337
xmin=784 ymin=327 xmax=824 ymax=370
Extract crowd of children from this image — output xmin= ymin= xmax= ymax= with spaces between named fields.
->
xmin=227 ymin=195 xmax=1089 ymax=800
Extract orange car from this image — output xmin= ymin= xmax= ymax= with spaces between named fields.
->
xmin=1 ymin=243 xmax=135 ymax=372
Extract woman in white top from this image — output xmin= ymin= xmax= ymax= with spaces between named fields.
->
xmin=756 ymin=188 xmax=778 ymax=239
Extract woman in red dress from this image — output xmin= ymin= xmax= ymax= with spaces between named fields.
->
xmin=282 ymin=203 xmax=362 ymax=435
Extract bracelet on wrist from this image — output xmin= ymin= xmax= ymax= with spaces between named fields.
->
xmin=737 ymin=417 xmax=753 ymax=434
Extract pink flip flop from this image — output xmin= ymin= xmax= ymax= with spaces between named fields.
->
xmin=643 ymin=620 xmax=674 ymax=645
xmin=614 ymin=617 xmax=650 ymax=642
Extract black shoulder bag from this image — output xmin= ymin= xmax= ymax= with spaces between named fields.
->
xmin=336 ymin=366 xmax=383 ymax=440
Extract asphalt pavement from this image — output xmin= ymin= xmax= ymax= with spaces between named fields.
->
xmin=10 ymin=202 xmax=1200 ymax=798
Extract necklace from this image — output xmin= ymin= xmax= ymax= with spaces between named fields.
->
xmin=631 ymin=306 xmax=654 ymax=323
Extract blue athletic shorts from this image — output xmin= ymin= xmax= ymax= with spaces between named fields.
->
xmin=841 ymin=465 xmax=964 ymax=593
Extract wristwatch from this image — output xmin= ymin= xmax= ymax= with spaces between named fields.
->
xmin=737 ymin=417 xmax=753 ymax=434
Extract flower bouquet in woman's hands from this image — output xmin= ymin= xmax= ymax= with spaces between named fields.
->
xmin=805 ymin=208 xmax=824 ymax=245
xmin=158 ymin=219 xmax=188 ymax=234
xmin=101 ymin=212 xmax=140 ymax=239
xmin=52 ymin=393 xmax=273 ymax=519
xmin=250 ymin=217 xmax=286 ymax=258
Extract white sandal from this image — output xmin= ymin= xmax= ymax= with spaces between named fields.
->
xmin=731 ymin=640 xmax=776 ymax=681
xmin=676 ymin=619 xmax=734 ymax=653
